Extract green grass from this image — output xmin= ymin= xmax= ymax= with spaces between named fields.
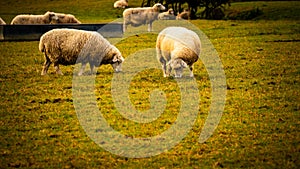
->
xmin=225 ymin=1 xmax=300 ymax=20
xmin=0 ymin=0 xmax=300 ymax=168
xmin=0 ymin=0 xmax=143 ymax=23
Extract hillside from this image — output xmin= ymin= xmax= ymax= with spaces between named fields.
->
xmin=225 ymin=1 xmax=300 ymax=20
xmin=0 ymin=0 xmax=141 ymax=23
xmin=0 ymin=0 xmax=299 ymax=23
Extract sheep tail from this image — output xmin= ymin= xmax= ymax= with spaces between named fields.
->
xmin=39 ymin=39 xmax=45 ymax=52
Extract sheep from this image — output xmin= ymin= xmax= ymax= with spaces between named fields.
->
xmin=176 ymin=9 xmax=190 ymax=20
xmin=39 ymin=29 xmax=124 ymax=76
xmin=123 ymin=3 xmax=166 ymax=32
xmin=114 ymin=0 xmax=128 ymax=9
xmin=10 ymin=11 xmax=58 ymax=24
xmin=51 ymin=13 xmax=81 ymax=24
xmin=156 ymin=27 xmax=201 ymax=78
xmin=158 ymin=8 xmax=175 ymax=20
xmin=0 ymin=17 xmax=6 ymax=25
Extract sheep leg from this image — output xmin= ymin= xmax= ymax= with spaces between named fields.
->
xmin=158 ymin=56 xmax=168 ymax=77
xmin=54 ymin=62 xmax=64 ymax=75
xmin=41 ymin=56 xmax=51 ymax=75
xmin=166 ymin=64 xmax=172 ymax=77
xmin=78 ymin=63 xmax=87 ymax=76
xmin=162 ymin=63 xmax=168 ymax=77
xmin=123 ymin=23 xmax=127 ymax=33
xmin=89 ymin=63 xmax=95 ymax=74
xmin=189 ymin=65 xmax=194 ymax=77
xmin=148 ymin=22 xmax=152 ymax=32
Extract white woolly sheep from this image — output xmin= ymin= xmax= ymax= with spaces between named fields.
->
xmin=158 ymin=8 xmax=175 ymax=20
xmin=114 ymin=0 xmax=128 ymax=8
xmin=39 ymin=29 xmax=124 ymax=76
xmin=0 ymin=17 xmax=6 ymax=25
xmin=123 ymin=3 xmax=166 ymax=32
xmin=10 ymin=11 xmax=58 ymax=24
xmin=156 ymin=27 xmax=201 ymax=78
xmin=176 ymin=9 xmax=190 ymax=20
xmin=52 ymin=13 xmax=81 ymax=24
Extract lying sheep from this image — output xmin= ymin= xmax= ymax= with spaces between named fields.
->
xmin=176 ymin=9 xmax=190 ymax=20
xmin=52 ymin=13 xmax=81 ymax=24
xmin=156 ymin=27 xmax=201 ymax=78
xmin=158 ymin=8 xmax=175 ymax=20
xmin=114 ymin=0 xmax=128 ymax=8
xmin=11 ymin=11 xmax=58 ymax=24
xmin=123 ymin=3 xmax=166 ymax=32
xmin=39 ymin=29 xmax=124 ymax=76
xmin=0 ymin=17 xmax=5 ymax=24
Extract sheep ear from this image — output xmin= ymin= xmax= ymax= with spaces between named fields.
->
xmin=112 ymin=54 xmax=118 ymax=62
xmin=166 ymin=60 xmax=171 ymax=66
xmin=181 ymin=60 xmax=188 ymax=68
xmin=113 ymin=54 xmax=123 ymax=62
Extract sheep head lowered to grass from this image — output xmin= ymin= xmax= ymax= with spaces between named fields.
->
xmin=39 ymin=29 xmax=124 ymax=76
xmin=156 ymin=26 xmax=201 ymax=78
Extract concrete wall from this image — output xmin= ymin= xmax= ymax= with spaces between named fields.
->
xmin=0 ymin=23 xmax=123 ymax=41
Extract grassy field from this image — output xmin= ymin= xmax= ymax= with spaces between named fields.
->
xmin=0 ymin=0 xmax=299 ymax=168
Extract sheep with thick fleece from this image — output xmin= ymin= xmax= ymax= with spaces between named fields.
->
xmin=11 ymin=11 xmax=58 ymax=24
xmin=0 ymin=17 xmax=6 ymax=24
xmin=52 ymin=13 xmax=81 ymax=24
xmin=39 ymin=29 xmax=124 ymax=76
xmin=158 ymin=8 xmax=175 ymax=20
xmin=176 ymin=9 xmax=190 ymax=20
xmin=114 ymin=0 xmax=128 ymax=8
xmin=156 ymin=27 xmax=201 ymax=78
xmin=123 ymin=3 xmax=166 ymax=32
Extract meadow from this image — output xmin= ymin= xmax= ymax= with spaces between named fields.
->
xmin=0 ymin=0 xmax=299 ymax=168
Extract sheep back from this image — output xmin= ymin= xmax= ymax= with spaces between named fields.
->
xmin=114 ymin=0 xmax=128 ymax=8
xmin=158 ymin=8 xmax=175 ymax=20
xmin=123 ymin=3 xmax=165 ymax=27
xmin=176 ymin=10 xmax=190 ymax=20
xmin=11 ymin=11 xmax=57 ymax=24
xmin=53 ymin=13 xmax=81 ymax=24
xmin=156 ymin=27 xmax=200 ymax=66
xmin=0 ymin=17 xmax=6 ymax=25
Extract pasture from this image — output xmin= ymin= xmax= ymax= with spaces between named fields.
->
xmin=0 ymin=0 xmax=299 ymax=168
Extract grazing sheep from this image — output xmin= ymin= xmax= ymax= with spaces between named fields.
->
xmin=176 ymin=9 xmax=190 ymax=20
xmin=52 ymin=13 xmax=81 ymax=24
xmin=156 ymin=27 xmax=201 ymax=78
xmin=0 ymin=17 xmax=6 ymax=25
xmin=114 ymin=0 xmax=128 ymax=8
xmin=39 ymin=29 xmax=124 ymax=76
xmin=123 ymin=3 xmax=166 ymax=32
xmin=10 ymin=11 xmax=58 ymax=24
xmin=158 ymin=8 xmax=175 ymax=20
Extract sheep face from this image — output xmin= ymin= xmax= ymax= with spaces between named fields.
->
xmin=46 ymin=11 xmax=59 ymax=23
xmin=167 ymin=58 xmax=188 ymax=78
xmin=153 ymin=3 xmax=166 ymax=12
xmin=168 ymin=8 xmax=174 ymax=15
xmin=111 ymin=52 xmax=125 ymax=73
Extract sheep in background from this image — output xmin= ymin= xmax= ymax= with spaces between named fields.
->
xmin=39 ymin=29 xmax=124 ymax=76
xmin=123 ymin=3 xmax=166 ymax=32
xmin=114 ymin=0 xmax=128 ymax=8
xmin=176 ymin=9 xmax=190 ymax=20
xmin=156 ymin=27 xmax=201 ymax=78
xmin=158 ymin=8 xmax=175 ymax=20
xmin=10 ymin=11 xmax=58 ymax=24
xmin=51 ymin=13 xmax=81 ymax=24
xmin=0 ymin=17 xmax=6 ymax=24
